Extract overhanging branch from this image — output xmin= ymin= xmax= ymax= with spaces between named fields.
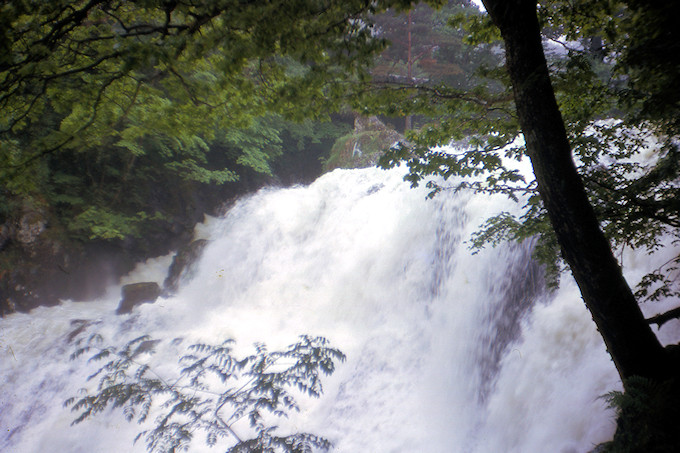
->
xmin=647 ymin=306 xmax=680 ymax=328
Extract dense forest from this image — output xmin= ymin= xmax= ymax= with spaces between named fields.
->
xmin=2 ymin=0 xmax=680 ymax=451
xmin=0 ymin=0 xmax=496 ymax=313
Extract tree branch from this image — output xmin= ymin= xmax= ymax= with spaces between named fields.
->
xmin=647 ymin=306 xmax=680 ymax=328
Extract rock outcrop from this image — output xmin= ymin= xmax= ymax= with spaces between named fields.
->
xmin=116 ymin=282 xmax=161 ymax=315
xmin=0 ymin=234 xmax=137 ymax=316
xmin=163 ymin=239 xmax=208 ymax=295
xmin=323 ymin=116 xmax=403 ymax=172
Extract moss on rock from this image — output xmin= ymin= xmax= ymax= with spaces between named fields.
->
xmin=323 ymin=116 xmax=403 ymax=172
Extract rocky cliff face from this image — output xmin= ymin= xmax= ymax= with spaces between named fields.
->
xmin=323 ymin=116 xmax=403 ymax=172
xmin=0 ymin=140 xmax=334 ymax=316
xmin=0 ymin=202 xmax=138 ymax=315
xmin=0 ymin=182 xmax=245 ymax=316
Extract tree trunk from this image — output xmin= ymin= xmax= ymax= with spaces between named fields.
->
xmin=481 ymin=0 xmax=671 ymax=381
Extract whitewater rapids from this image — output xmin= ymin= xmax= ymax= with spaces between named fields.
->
xmin=3 ymin=165 xmax=676 ymax=452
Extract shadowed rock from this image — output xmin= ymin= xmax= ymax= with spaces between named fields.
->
xmin=163 ymin=239 xmax=208 ymax=295
xmin=116 ymin=282 xmax=161 ymax=315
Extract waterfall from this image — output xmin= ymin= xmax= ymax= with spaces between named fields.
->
xmin=2 ymin=165 xmax=673 ymax=453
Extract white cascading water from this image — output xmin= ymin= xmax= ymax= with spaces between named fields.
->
xmin=2 ymin=164 xmax=678 ymax=452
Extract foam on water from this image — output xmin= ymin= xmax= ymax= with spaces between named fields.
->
xmin=2 ymin=165 xmax=675 ymax=452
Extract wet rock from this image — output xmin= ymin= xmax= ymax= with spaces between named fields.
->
xmin=116 ymin=282 xmax=161 ymax=315
xmin=163 ymin=239 xmax=208 ymax=295
xmin=1 ymin=239 xmax=137 ymax=316
xmin=0 ymin=224 xmax=10 ymax=250
xmin=15 ymin=209 xmax=47 ymax=245
xmin=324 ymin=115 xmax=403 ymax=172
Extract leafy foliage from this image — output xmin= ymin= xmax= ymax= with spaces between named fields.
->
xmin=0 ymin=0 xmax=407 ymax=242
xmin=371 ymin=1 xmax=498 ymax=91
xmin=67 ymin=207 xmax=164 ymax=240
xmin=365 ymin=4 xmax=521 ymax=202
xmin=372 ymin=1 xmax=680 ymax=302
xmin=600 ymin=375 xmax=680 ymax=452
xmin=613 ymin=1 xmax=680 ymax=137
xmin=66 ymin=334 xmax=345 ymax=453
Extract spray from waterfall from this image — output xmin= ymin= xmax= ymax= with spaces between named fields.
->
xmin=2 ymin=165 xmax=661 ymax=453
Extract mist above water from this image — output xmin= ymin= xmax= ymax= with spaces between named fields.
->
xmin=3 ymin=164 xmax=665 ymax=452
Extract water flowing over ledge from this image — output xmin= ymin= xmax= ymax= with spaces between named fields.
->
xmin=4 ymin=165 xmax=669 ymax=452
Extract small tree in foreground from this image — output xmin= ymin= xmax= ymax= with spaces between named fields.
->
xmin=65 ymin=334 xmax=345 ymax=453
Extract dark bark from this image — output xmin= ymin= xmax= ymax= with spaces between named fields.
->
xmin=647 ymin=306 xmax=680 ymax=329
xmin=481 ymin=0 xmax=672 ymax=381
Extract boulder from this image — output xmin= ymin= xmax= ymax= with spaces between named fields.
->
xmin=323 ymin=115 xmax=403 ymax=172
xmin=116 ymin=282 xmax=161 ymax=315
xmin=163 ymin=239 xmax=208 ymax=295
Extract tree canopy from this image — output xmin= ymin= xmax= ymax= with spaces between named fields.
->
xmin=0 ymin=0 xmax=405 ymax=241
xmin=377 ymin=1 xmax=680 ymax=299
